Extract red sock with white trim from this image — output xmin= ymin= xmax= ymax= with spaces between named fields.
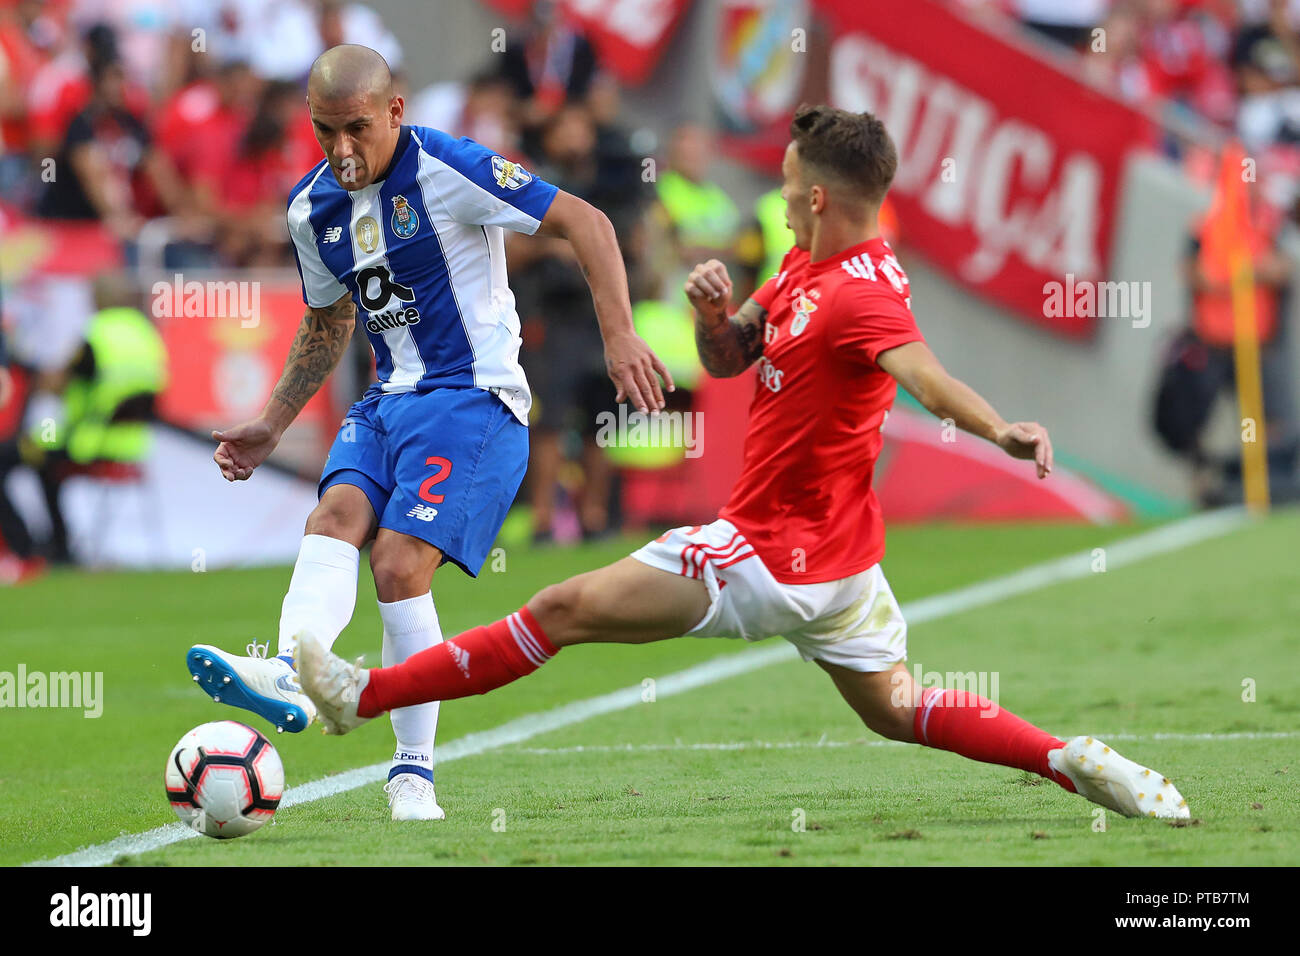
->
xmin=358 ymin=607 xmax=557 ymax=717
xmin=913 ymin=687 xmax=1076 ymax=792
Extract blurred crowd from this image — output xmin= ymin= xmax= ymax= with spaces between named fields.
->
xmin=6 ymin=0 xmax=1295 ymax=576
xmin=0 ymin=0 xmax=403 ymax=266
xmin=956 ymin=0 xmax=1300 ymax=503
xmin=964 ymin=2 xmax=1300 ymax=176
xmin=0 ymin=0 xmax=794 ymax=562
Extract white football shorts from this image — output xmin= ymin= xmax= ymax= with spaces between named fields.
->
xmin=629 ymin=518 xmax=908 ymax=672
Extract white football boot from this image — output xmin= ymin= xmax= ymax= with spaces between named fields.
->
xmin=187 ymin=641 xmax=316 ymax=733
xmin=1049 ymin=735 xmax=1190 ymax=819
xmin=295 ymin=632 xmax=373 ymax=736
xmin=384 ymin=773 xmax=446 ymax=821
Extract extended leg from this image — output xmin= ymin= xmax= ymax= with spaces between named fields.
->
xmin=186 ymin=483 xmax=372 ymax=732
xmin=817 ymin=660 xmax=1072 ymax=780
xmin=298 ymin=556 xmax=710 ymax=730
xmin=818 ymin=659 xmax=1189 ymax=819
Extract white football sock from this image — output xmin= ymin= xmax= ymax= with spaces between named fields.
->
xmin=380 ymin=592 xmax=442 ymax=782
xmin=276 ymin=534 xmax=360 ymax=659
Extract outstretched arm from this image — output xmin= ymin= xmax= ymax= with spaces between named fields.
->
xmin=213 ymin=292 xmax=356 ymax=481
xmin=684 ymin=258 xmax=766 ymax=378
xmin=877 ymin=340 xmax=1053 ymax=478
xmin=535 ymin=190 xmax=673 ymax=413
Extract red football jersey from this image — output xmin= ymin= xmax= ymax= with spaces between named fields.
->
xmin=718 ymin=237 xmax=923 ymax=584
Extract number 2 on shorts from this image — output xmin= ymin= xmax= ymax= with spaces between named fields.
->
xmin=419 ymin=456 xmax=453 ymax=504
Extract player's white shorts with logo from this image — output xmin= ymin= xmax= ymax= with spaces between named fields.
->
xmin=630 ymin=518 xmax=907 ymax=672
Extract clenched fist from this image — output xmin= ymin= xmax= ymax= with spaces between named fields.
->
xmin=685 ymin=259 xmax=733 ymax=323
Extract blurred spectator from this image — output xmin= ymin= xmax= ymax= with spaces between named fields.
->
xmin=199 ymin=1 xmax=319 ymax=83
xmin=316 ymin=0 xmax=402 ymax=69
xmin=0 ymin=273 xmax=166 ymax=568
xmin=35 ymin=45 xmax=191 ymax=245
xmin=0 ymin=321 xmax=13 ymax=420
xmin=510 ymin=105 xmax=647 ymax=542
xmin=213 ymin=79 xmax=322 ymax=266
xmin=5 ymin=3 xmax=412 ymax=268
xmin=1155 ymin=188 xmax=1299 ymax=503
xmin=500 ymin=0 xmax=598 ymax=152
xmin=1138 ymin=0 xmax=1236 ymax=125
xmin=26 ymin=20 xmax=151 ymax=160
xmin=585 ymin=74 xmax=658 ymax=227
xmin=408 ymin=70 xmax=521 ymax=156
xmin=1233 ymin=0 xmax=1300 ymax=148
xmin=68 ymin=0 xmax=200 ymax=101
xmin=163 ymin=1 xmax=401 ymax=87
xmin=747 ymin=187 xmax=792 ymax=290
xmin=0 ymin=1 xmax=53 ymax=159
xmin=154 ymin=58 xmax=256 ymax=201
xmin=645 ymin=123 xmax=753 ymax=299
xmin=1016 ymin=0 xmax=1111 ymax=50
xmin=1082 ymin=2 xmax=1150 ymax=100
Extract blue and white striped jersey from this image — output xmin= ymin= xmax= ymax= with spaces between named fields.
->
xmin=286 ymin=125 xmax=558 ymax=424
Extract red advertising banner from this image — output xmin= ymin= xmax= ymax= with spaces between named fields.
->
xmin=480 ymin=0 xmax=691 ymax=86
xmin=719 ymin=0 xmax=1157 ymax=337
xmin=826 ymin=0 xmax=1156 ymax=335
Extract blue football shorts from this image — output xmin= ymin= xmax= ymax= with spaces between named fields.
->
xmin=318 ymin=386 xmax=528 ymax=576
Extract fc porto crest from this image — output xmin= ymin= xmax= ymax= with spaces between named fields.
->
xmin=491 ymin=154 xmax=532 ymax=190
xmin=390 ymin=195 xmax=419 ymax=239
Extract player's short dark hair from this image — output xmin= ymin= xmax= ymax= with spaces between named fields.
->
xmin=789 ymin=104 xmax=897 ymax=205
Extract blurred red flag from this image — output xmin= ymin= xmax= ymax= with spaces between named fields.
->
xmin=1194 ymin=141 xmax=1278 ymax=345
xmin=1199 ymin=140 xmax=1271 ymax=511
xmin=1199 ymin=141 xmax=1252 ymax=275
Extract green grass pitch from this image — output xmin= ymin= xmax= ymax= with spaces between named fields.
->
xmin=2 ymin=513 xmax=1297 ymax=866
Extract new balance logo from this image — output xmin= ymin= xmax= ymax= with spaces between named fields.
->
xmin=275 ymin=674 xmax=301 ymax=694
xmin=447 ymin=642 xmax=471 ymax=679
xmin=406 ymin=504 xmax=438 ymax=522
xmin=322 ymin=226 xmax=343 ymax=243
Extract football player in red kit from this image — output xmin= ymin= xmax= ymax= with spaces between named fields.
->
xmin=297 ymin=105 xmax=1189 ymax=821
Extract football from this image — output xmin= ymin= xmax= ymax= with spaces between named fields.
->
xmin=164 ymin=721 xmax=284 ymax=839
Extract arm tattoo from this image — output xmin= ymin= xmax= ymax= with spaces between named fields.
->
xmin=270 ymin=295 xmax=356 ymax=418
xmin=695 ymin=297 xmax=767 ymax=378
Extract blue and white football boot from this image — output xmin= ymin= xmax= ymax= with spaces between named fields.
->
xmin=186 ymin=640 xmax=316 ymax=733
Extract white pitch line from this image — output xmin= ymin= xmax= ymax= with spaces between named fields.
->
xmin=504 ymin=730 xmax=1300 ymax=756
xmin=27 ymin=507 xmax=1250 ymax=867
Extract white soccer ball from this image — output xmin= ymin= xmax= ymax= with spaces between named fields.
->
xmin=164 ymin=720 xmax=284 ymax=839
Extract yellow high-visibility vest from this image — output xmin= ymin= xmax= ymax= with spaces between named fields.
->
xmin=36 ymin=307 xmax=168 ymax=463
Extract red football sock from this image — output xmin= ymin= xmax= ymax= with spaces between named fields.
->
xmin=358 ymin=607 xmax=557 ymax=717
xmin=913 ymin=687 xmax=1076 ymax=792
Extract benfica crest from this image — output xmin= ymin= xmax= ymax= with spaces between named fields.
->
xmin=790 ymin=286 xmax=818 ymax=336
